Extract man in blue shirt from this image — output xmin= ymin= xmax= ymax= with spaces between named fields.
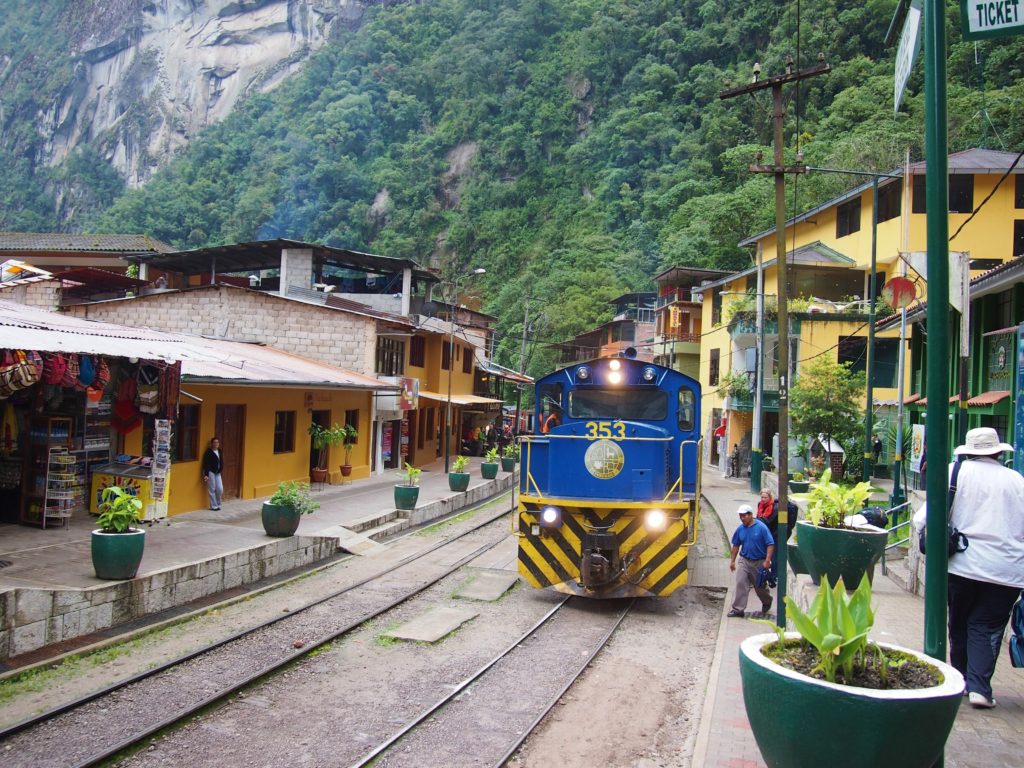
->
xmin=728 ymin=504 xmax=776 ymax=618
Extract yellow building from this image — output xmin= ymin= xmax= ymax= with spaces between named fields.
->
xmin=696 ymin=148 xmax=1024 ymax=475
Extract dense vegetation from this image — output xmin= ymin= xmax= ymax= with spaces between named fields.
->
xmin=2 ymin=0 xmax=1023 ymax=376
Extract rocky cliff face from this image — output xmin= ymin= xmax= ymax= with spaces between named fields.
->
xmin=33 ymin=0 xmax=371 ymax=188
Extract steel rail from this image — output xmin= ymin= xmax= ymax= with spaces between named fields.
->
xmin=0 ymin=493 xmax=512 ymax=753
xmin=70 ymin=515 xmax=511 ymax=768
xmin=492 ymin=598 xmax=634 ymax=767
xmin=348 ymin=597 xmax=633 ymax=768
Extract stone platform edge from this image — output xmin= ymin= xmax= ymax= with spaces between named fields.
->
xmin=0 ymin=472 xmax=516 ymax=662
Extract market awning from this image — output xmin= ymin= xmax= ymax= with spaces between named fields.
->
xmin=417 ymin=390 xmax=504 ymax=406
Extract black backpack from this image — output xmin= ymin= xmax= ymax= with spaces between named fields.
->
xmin=768 ymin=500 xmax=798 ymax=540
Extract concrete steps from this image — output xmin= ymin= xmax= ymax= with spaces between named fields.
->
xmin=361 ymin=518 xmax=410 ymax=541
xmin=347 ymin=510 xmax=403 ymax=535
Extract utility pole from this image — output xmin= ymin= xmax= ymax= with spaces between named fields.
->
xmin=515 ymin=296 xmax=532 ymax=436
xmin=721 ymin=55 xmax=829 ymax=628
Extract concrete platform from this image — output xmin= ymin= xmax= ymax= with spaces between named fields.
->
xmin=694 ymin=467 xmax=1024 ymax=768
xmin=454 ymin=568 xmax=520 ymax=601
xmin=385 ymin=605 xmax=480 ymax=643
xmin=0 ymin=458 xmax=516 ymax=661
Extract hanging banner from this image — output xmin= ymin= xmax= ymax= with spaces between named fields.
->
xmin=894 ymin=0 xmax=923 ymax=111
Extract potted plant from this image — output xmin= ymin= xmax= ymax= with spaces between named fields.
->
xmin=92 ymin=485 xmax=145 ymax=580
xmin=481 ymin=447 xmax=500 ymax=479
xmin=501 ymin=442 xmax=518 ymax=471
xmin=739 ymin=575 xmax=963 ymax=768
xmin=449 ymin=454 xmax=471 ymax=492
xmin=792 ymin=468 xmax=888 ymax=586
xmin=307 ymin=422 xmax=333 ymax=483
xmin=394 ymin=462 xmax=421 ymax=510
xmin=789 ymin=471 xmax=809 ymax=493
xmin=261 ymin=480 xmax=320 ymax=537
xmin=339 ymin=423 xmax=358 ymax=477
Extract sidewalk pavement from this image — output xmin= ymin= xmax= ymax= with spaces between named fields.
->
xmin=0 ymin=456 xmax=510 ymax=592
xmin=0 ymin=456 xmax=515 ymax=663
xmin=694 ymin=468 xmax=1023 ymax=768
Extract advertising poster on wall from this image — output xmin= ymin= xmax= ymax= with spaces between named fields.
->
xmin=910 ymin=423 xmax=926 ymax=473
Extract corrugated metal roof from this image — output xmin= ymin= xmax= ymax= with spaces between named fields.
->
xmin=126 ymin=237 xmax=439 ymax=282
xmin=0 ymin=233 xmax=174 ymax=253
xmin=0 ymin=300 xmax=394 ymax=391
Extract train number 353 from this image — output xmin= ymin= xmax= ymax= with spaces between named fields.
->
xmin=584 ymin=421 xmax=626 ymax=440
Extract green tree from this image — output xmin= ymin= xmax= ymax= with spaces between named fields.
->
xmin=790 ymin=357 xmax=866 ymax=458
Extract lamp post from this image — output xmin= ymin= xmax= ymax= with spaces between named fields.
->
xmin=443 ymin=268 xmax=486 ymax=474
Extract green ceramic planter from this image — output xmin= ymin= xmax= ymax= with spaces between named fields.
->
xmin=789 ymin=480 xmax=810 ymax=493
xmin=449 ymin=472 xmax=471 ymax=492
xmin=91 ymin=528 xmax=146 ymax=580
xmin=740 ymin=633 xmax=963 ymax=768
xmin=394 ymin=484 xmax=420 ymax=510
xmin=795 ymin=520 xmax=888 ymax=587
xmin=481 ymin=462 xmax=499 ymax=479
xmin=261 ymin=501 xmax=301 ymax=537
xmin=501 ymin=457 xmax=515 ymax=472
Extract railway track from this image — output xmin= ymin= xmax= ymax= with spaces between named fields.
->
xmin=351 ymin=596 xmax=634 ymax=768
xmin=0 ymin=503 xmax=514 ymax=768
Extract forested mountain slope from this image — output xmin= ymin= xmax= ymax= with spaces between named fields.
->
xmin=3 ymin=0 xmax=1022 ymax=373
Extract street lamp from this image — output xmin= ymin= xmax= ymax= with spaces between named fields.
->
xmin=443 ymin=268 xmax=486 ymax=473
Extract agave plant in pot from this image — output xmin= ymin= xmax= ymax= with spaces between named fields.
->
xmin=449 ymin=454 xmax=471 ymax=492
xmin=501 ymin=442 xmax=518 ymax=472
xmin=739 ymin=575 xmax=963 ymax=768
xmin=261 ymin=480 xmax=320 ymax=537
xmin=92 ymin=485 xmax=145 ymax=580
xmin=481 ymin=447 xmax=500 ymax=479
xmin=791 ymin=468 xmax=887 ymax=586
xmin=394 ymin=462 xmax=421 ymax=511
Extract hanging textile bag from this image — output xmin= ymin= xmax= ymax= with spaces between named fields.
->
xmin=60 ymin=353 xmax=80 ymax=388
xmin=78 ymin=355 xmax=96 ymax=387
xmin=0 ymin=350 xmax=40 ymax=397
xmin=42 ymin=352 xmax=67 ymax=385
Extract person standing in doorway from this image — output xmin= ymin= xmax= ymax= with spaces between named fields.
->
xmin=916 ymin=427 xmax=1024 ymax=708
xmin=728 ymin=504 xmax=775 ymax=618
xmin=202 ymin=437 xmax=224 ymax=511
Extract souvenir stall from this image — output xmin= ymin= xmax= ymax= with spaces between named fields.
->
xmin=0 ymin=347 xmax=179 ymax=528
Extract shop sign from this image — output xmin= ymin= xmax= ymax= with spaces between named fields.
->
xmin=962 ymin=0 xmax=1024 ymax=40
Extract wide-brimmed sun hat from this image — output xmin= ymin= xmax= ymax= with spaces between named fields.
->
xmin=953 ymin=427 xmax=1014 ymax=456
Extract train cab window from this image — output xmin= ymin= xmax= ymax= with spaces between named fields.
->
xmin=538 ymin=383 xmax=564 ymax=432
xmin=678 ymin=389 xmax=694 ymax=432
xmin=569 ymin=389 xmax=667 ymax=420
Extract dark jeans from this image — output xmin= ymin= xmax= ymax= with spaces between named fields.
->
xmin=947 ymin=573 xmax=1020 ymax=699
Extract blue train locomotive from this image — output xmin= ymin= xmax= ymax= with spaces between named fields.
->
xmin=517 ymin=353 xmax=703 ymax=598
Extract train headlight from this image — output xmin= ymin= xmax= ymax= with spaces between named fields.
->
xmin=644 ymin=508 xmax=668 ymax=532
xmin=540 ymin=505 xmax=563 ymax=528
xmin=576 ymin=365 xmax=591 ymax=381
xmin=607 ymin=371 xmax=622 ymax=385
xmin=608 ymin=359 xmax=622 ymax=371
xmin=641 ymin=366 xmax=657 ymax=382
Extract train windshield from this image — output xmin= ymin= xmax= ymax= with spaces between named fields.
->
xmin=568 ymin=389 xmax=667 ymax=420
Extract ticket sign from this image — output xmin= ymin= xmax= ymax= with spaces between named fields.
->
xmin=961 ymin=0 xmax=1024 ymax=40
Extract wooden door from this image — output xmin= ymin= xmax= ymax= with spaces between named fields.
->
xmin=215 ymin=404 xmax=245 ymax=500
